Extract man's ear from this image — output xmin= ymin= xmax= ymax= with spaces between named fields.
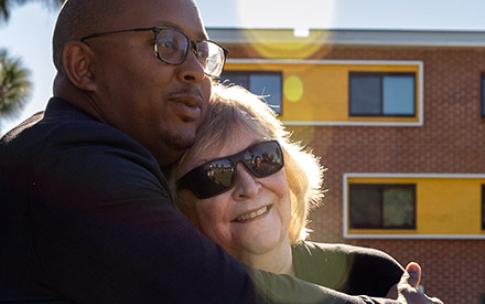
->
xmin=62 ymin=41 xmax=97 ymax=91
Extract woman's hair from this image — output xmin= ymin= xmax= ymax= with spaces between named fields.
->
xmin=173 ymin=83 xmax=325 ymax=243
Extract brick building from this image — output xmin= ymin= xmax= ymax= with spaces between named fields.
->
xmin=209 ymin=28 xmax=485 ymax=304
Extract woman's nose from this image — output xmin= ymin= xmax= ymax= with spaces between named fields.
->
xmin=232 ymin=163 xmax=261 ymax=200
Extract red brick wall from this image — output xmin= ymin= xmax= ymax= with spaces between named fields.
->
xmin=228 ymin=44 xmax=485 ymax=303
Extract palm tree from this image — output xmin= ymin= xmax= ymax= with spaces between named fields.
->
xmin=0 ymin=49 xmax=32 ymax=122
xmin=0 ymin=0 xmax=64 ymax=21
xmin=0 ymin=0 xmax=64 ymax=131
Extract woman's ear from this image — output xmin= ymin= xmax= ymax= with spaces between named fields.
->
xmin=61 ymin=41 xmax=96 ymax=91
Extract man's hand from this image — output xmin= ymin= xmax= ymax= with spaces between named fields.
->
xmin=396 ymin=262 xmax=443 ymax=304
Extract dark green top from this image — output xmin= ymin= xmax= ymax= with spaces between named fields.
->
xmin=293 ymin=241 xmax=405 ymax=297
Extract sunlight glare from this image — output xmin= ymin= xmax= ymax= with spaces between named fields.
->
xmin=234 ymin=0 xmax=336 ymax=59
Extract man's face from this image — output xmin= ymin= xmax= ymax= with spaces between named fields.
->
xmin=88 ymin=0 xmax=212 ymax=166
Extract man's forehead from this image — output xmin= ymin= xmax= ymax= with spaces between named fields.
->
xmin=152 ymin=20 xmax=208 ymax=40
xmin=116 ymin=0 xmax=207 ymax=40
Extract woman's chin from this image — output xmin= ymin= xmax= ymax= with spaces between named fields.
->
xmin=232 ymin=225 xmax=286 ymax=256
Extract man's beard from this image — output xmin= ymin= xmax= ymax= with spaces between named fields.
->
xmin=161 ymin=128 xmax=196 ymax=153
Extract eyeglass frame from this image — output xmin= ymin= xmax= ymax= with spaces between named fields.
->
xmin=80 ymin=26 xmax=229 ymax=78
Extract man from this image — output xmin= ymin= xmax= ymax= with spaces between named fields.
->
xmin=0 ymin=0 xmax=441 ymax=303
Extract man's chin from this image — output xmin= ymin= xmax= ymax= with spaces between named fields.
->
xmin=164 ymin=130 xmax=196 ymax=152
xmin=152 ymin=128 xmax=197 ymax=166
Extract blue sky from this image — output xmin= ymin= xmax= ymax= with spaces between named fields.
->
xmin=1 ymin=0 xmax=485 ymax=133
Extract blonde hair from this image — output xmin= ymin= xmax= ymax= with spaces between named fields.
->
xmin=174 ymin=84 xmax=324 ymax=243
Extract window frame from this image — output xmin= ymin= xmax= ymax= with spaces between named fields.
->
xmin=220 ymin=70 xmax=283 ymax=115
xmin=348 ymin=183 xmax=417 ymax=230
xmin=348 ymin=72 xmax=417 ymax=117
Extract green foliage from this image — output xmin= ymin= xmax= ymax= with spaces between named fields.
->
xmin=0 ymin=0 xmax=65 ymax=130
xmin=0 ymin=49 xmax=32 ymax=119
xmin=0 ymin=0 xmax=65 ymax=21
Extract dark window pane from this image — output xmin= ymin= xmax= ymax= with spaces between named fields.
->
xmin=250 ymin=74 xmax=282 ymax=114
xmin=383 ymin=75 xmax=415 ymax=115
xmin=350 ymin=75 xmax=381 ymax=115
xmin=220 ymin=72 xmax=249 ymax=88
xmin=349 ymin=185 xmax=381 ymax=228
xmin=382 ymin=187 xmax=415 ymax=228
xmin=349 ymin=184 xmax=416 ymax=229
xmin=220 ymin=71 xmax=282 ymax=115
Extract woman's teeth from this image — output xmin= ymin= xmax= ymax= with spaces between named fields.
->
xmin=235 ymin=206 xmax=270 ymax=222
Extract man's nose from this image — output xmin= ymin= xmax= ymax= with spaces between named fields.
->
xmin=232 ymin=163 xmax=262 ymax=200
xmin=176 ymin=49 xmax=206 ymax=83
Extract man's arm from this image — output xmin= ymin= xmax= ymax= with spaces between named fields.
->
xmin=29 ymin=124 xmax=405 ymax=304
xmin=31 ymin=125 xmax=259 ymax=303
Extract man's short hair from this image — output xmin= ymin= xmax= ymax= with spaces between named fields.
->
xmin=52 ymin=0 xmax=125 ymax=73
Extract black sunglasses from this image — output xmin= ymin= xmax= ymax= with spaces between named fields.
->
xmin=177 ymin=140 xmax=284 ymax=199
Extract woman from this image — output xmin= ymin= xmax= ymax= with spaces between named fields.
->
xmin=172 ymin=84 xmax=410 ymax=297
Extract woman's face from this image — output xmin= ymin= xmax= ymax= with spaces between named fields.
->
xmin=177 ymin=129 xmax=292 ymax=260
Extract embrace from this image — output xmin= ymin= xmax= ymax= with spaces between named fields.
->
xmin=0 ymin=0 xmax=442 ymax=303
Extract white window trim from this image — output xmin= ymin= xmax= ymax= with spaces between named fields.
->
xmin=226 ymin=59 xmax=424 ymax=127
xmin=343 ymin=173 xmax=485 ymax=239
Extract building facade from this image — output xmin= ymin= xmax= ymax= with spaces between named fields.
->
xmin=209 ymin=28 xmax=485 ymax=304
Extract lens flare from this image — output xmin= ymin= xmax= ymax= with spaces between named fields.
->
xmin=284 ymin=75 xmax=304 ymax=103
xmin=234 ymin=0 xmax=336 ymax=59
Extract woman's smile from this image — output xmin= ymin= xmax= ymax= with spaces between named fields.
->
xmin=232 ymin=204 xmax=273 ymax=223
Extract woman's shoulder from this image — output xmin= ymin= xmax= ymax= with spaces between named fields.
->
xmin=295 ymin=240 xmax=403 ymax=270
xmin=297 ymin=240 xmax=389 ymax=256
xmin=292 ymin=241 xmax=404 ymax=296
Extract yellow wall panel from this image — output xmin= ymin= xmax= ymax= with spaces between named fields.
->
xmin=418 ymin=179 xmax=482 ymax=234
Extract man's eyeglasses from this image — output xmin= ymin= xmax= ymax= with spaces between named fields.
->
xmin=80 ymin=26 xmax=228 ymax=78
xmin=177 ymin=140 xmax=284 ymax=199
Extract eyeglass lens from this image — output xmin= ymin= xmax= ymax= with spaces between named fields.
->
xmin=155 ymin=28 xmax=225 ymax=77
xmin=156 ymin=29 xmax=188 ymax=64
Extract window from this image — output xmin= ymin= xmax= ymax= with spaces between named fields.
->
xmin=220 ymin=71 xmax=282 ymax=114
xmin=349 ymin=72 xmax=415 ymax=116
xmin=349 ymin=184 xmax=416 ymax=229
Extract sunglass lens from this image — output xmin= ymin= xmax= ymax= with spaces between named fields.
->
xmin=205 ymin=159 xmax=234 ymax=187
xmin=244 ymin=141 xmax=283 ymax=178
xmin=189 ymin=159 xmax=234 ymax=199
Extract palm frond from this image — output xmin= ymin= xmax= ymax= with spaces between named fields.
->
xmin=0 ymin=49 xmax=32 ymax=119
xmin=0 ymin=0 xmax=65 ymax=22
xmin=0 ymin=0 xmax=11 ymax=21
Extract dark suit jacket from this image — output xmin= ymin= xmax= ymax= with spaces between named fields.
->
xmin=0 ymin=98 xmax=402 ymax=304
